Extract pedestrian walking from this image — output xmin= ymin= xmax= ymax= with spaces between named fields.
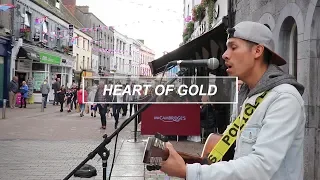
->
xmin=94 ymin=81 xmax=111 ymax=129
xmin=77 ymin=84 xmax=88 ymax=117
xmin=88 ymin=83 xmax=98 ymax=117
xmin=53 ymin=78 xmax=61 ymax=105
xmin=58 ymin=85 xmax=66 ymax=112
xmin=112 ymin=82 xmax=123 ymax=129
xmin=40 ymin=79 xmax=50 ymax=108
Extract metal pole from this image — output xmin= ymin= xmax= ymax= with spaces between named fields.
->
xmin=2 ymin=99 xmax=6 ymax=119
xmin=41 ymin=97 xmax=44 ymax=112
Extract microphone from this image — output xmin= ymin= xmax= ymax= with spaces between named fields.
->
xmin=168 ymin=58 xmax=220 ymax=70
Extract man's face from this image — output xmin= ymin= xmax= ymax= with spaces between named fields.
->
xmin=222 ymin=38 xmax=256 ymax=79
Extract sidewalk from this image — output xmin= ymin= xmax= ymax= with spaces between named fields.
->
xmin=112 ymin=134 xmax=203 ymax=180
xmin=0 ymin=103 xmax=204 ymax=179
xmin=0 ymin=103 xmax=58 ymax=120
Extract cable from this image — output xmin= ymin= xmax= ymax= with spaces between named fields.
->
xmin=108 ymin=132 xmax=119 ymax=180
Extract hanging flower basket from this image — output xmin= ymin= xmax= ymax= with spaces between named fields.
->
xmin=192 ymin=4 xmax=206 ymax=22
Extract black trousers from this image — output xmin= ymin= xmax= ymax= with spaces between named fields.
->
xmin=112 ymin=104 xmax=122 ymax=128
xmin=97 ymin=104 xmax=107 ymax=126
xmin=54 ymin=93 xmax=59 ymax=105
xmin=60 ymin=101 xmax=64 ymax=110
xmin=122 ymin=104 xmax=128 ymax=115
xmin=20 ymin=97 xmax=26 ymax=108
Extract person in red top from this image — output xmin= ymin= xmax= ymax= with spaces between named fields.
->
xmin=77 ymin=84 xmax=88 ymax=117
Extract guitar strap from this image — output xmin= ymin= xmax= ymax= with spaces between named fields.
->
xmin=207 ymin=91 xmax=269 ymax=163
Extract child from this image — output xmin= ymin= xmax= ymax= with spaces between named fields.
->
xmin=65 ymin=88 xmax=74 ymax=112
xmin=91 ymin=104 xmax=97 ymax=117
xmin=58 ymin=85 xmax=66 ymax=112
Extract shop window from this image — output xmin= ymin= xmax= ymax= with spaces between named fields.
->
xmin=32 ymin=72 xmax=46 ymax=93
xmin=32 ymin=63 xmax=45 ymax=71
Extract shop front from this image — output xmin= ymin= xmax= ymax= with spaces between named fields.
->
xmin=148 ymin=17 xmax=231 ymax=137
xmin=0 ymin=36 xmax=12 ymax=107
xmin=16 ymin=44 xmax=74 ymax=103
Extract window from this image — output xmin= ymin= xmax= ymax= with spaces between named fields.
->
xmin=83 ymin=56 xmax=85 ymax=69
xmin=55 ymin=0 xmax=60 ymax=9
xmin=56 ymin=27 xmax=61 ymax=48
xmin=87 ymin=40 xmax=90 ymax=51
xmin=32 ymin=63 xmax=45 ymax=71
xmin=129 ymin=45 xmax=132 ymax=55
xmin=22 ymin=12 xmax=31 ymax=40
xmin=122 ymin=59 xmax=124 ymax=71
xmin=76 ymin=34 xmax=79 ymax=46
xmin=76 ymin=54 xmax=79 ymax=70
xmin=107 ymin=36 xmax=110 ymax=49
xmin=104 ymin=34 xmax=107 ymax=48
xmin=83 ymin=38 xmax=86 ymax=49
xmin=87 ymin=57 xmax=90 ymax=69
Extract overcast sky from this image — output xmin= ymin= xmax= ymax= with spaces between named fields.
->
xmin=76 ymin=0 xmax=184 ymax=59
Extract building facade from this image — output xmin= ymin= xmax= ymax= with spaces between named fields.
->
xmin=233 ymin=0 xmax=319 ymax=179
xmin=138 ymin=39 xmax=154 ymax=78
xmin=131 ymin=39 xmax=141 ymax=77
xmin=0 ymin=0 xmax=14 ymax=107
xmin=62 ymin=1 xmax=114 ymax=79
xmin=112 ymin=29 xmax=132 ymax=82
xmin=183 ymin=0 xmax=228 ymax=44
xmin=12 ymin=0 xmax=84 ymax=103
xmin=71 ymin=28 xmax=92 ymax=86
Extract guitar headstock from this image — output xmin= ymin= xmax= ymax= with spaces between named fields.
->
xmin=143 ymin=133 xmax=169 ymax=168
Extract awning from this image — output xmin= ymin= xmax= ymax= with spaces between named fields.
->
xmin=18 ymin=43 xmax=75 ymax=67
xmin=149 ymin=17 xmax=229 ymax=76
xmin=17 ymin=46 xmax=40 ymax=61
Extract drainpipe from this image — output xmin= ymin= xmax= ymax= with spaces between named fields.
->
xmin=228 ymin=0 xmax=234 ymax=28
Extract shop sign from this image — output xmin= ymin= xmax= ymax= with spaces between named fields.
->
xmin=17 ymin=60 xmax=32 ymax=71
xmin=39 ymin=52 xmax=61 ymax=65
xmin=83 ymin=71 xmax=93 ymax=77
xmin=60 ymin=58 xmax=74 ymax=67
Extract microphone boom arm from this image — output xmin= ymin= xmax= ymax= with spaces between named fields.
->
xmin=63 ymin=68 xmax=188 ymax=180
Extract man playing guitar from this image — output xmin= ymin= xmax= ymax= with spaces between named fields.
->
xmin=159 ymin=21 xmax=306 ymax=180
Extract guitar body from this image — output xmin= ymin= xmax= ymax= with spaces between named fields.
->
xmin=201 ymin=133 xmax=222 ymax=158
xmin=143 ymin=133 xmax=227 ymax=167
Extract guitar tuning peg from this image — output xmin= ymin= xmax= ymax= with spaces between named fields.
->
xmin=155 ymin=165 xmax=161 ymax=170
xmin=155 ymin=133 xmax=168 ymax=142
xmin=146 ymin=165 xmax=156 ymax=171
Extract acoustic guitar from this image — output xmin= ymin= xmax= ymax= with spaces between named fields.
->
xmin=142 ymin=133 xmax=223 ymax=167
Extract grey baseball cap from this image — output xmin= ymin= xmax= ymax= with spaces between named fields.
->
xmin=227 ymin=21 xmax=286 ymax=66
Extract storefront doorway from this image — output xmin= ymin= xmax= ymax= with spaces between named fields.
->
xmin=15 ymin=72 xmax=27 ymax=87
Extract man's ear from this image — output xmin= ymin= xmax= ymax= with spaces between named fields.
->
xmin=254 ymin=44 xmax=264 ymax=59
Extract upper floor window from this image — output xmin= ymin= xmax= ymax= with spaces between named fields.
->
xmin=56 ymin=0 xmax=60 ymax=9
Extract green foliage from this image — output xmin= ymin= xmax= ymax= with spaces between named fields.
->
xmin=182 ymin=21 xmax=195 ymax=43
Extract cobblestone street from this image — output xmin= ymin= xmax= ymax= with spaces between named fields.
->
xmin=0 ymin=104 xmax=203 ymax=180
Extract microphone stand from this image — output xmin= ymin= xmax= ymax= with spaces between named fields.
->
xmin=63 ymin=69 xmax=187 ymax=180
